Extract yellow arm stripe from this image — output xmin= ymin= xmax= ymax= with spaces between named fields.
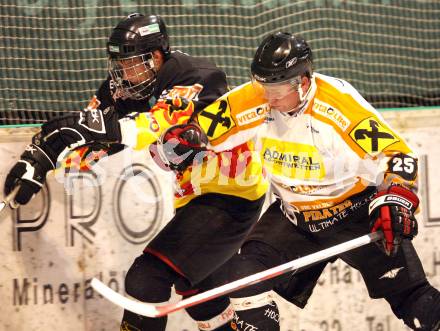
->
xmin=128 ymin=102 xmax=194 ymax=150
xmin=197 ymin=82 xmax=268 ymax=147
xmin=133 ymin=113 xmax=161 ymax=150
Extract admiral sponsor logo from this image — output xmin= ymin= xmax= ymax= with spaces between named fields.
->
xmin=385 ymin=195 xmax=412 ymax=209
xmin=263 ymin=148 xmax=321 ymax=170
xmin=312 ymin=99 xmax=350 ymax=131
xmin=236 ymin=104 xmax=269 ymax=126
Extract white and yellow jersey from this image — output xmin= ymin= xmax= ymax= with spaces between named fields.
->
xmin=204 ymin=74 xmax=418 ymax=232
xmin=119 ymin=74 xmax=417 ymax=217
xmin=257 ymin=73 xmax=418 ymax=227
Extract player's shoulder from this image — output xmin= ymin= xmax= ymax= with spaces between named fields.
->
xmin=312 ymin=73 xmax=383 ymax=128
xmin=166 ymin=50 xmax=221 ymax=74
xmin=196 ymin=82 xmax=268 ymax=144
xmin=155 ymin=51 xmax=227 ymax=104
xmin=217 ymin=81 xmax=268 ymax=117
xmin=161 ymin=50 xmax=226 ymax=86
xmin=313 ymin=73 xmax=407 ymax=158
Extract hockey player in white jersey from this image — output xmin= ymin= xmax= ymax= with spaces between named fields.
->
xmin=225 ymin=32 xmax=440 ymax=331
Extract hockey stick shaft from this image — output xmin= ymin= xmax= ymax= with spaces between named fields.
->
xmin=91 ymin=231 xmax=383 ymax=318
xmin=0 ymin=186 xmax=20 ymax=214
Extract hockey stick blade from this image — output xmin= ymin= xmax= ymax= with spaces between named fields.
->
xmin=91 ymin=278 xmax=161 ymax=317
xmin=91 ymin=231 xmax=383 ymax=318
xmin=0 ymin=186 xmax=20 ymax=214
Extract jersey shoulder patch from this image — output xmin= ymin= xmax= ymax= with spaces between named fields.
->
xmin=197 ymin=82 xmax=267 ymax=142
xmin=197 ymin=98 xmax=236 ymax=139
xmin=349 ymin=117 xmax=399 ymax=156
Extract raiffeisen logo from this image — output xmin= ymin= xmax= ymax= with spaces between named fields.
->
xmin=236 ymin=104 xmax=269 ymax=126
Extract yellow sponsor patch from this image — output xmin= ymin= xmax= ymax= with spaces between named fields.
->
xmin=197 ymin=98 xmax=236 ymax=139
xmin=312 ymin=98 xmax=350 ymax=131
xmin=261 ymin=138 xmax=325 ymax=180
xmin=235 ymin=104 xmax=269 ymax=126
xmin=349 ymin=117 xmax=399 ymax=155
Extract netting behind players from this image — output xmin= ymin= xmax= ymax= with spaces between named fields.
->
xmin=1 ymin=0 xmax=439 ymax=125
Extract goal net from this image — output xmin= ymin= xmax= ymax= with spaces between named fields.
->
xmin=1 ymin=0 xmax=439 ymax=125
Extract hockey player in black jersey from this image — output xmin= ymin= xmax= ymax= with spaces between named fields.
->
xmin=3 ymin=13 xmax=267 ymax=331
xmin=100 ymin=14 xmax=226 ymax=117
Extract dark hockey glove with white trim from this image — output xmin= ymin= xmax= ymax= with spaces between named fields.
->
xmin=369 ymin=185 xmax=419 ymax=256
xmin=4 ymin=107 xmax=121 ymax=205
xmin=158 ymin=123 xmax=209 ymax=172
xmin=4 ymin=144 xmax=55 ymax=204
xmin=38 ymin=106 xmax=121 ymax=158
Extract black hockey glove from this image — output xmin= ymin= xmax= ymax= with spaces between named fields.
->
xmin=158 ymin=122 xmax=209 ymax=172
xmin=38 ymin=106 xmax=121 ymax=155
xmin=369 ymin=185 xmax=419 ymax=256
xmin=3 ymin=107 xmax=121 ymax=205
xmin=4 ymin=144 xmax=55 ymax=205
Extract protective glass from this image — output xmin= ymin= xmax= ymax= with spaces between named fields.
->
xmin=108 ymin=52 xmax=157 ymax=100
xmin=251 ymin=76 xmax=301 ymax=101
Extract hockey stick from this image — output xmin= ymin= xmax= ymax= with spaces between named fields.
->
xmin=91 ymin=231 xmax=383 ymax=318
xmin=0 ymin=186 xmax=20 ymax=214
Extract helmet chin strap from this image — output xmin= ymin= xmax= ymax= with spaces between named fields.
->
xmin=284 ymin=76 xmax=315 ymax=116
